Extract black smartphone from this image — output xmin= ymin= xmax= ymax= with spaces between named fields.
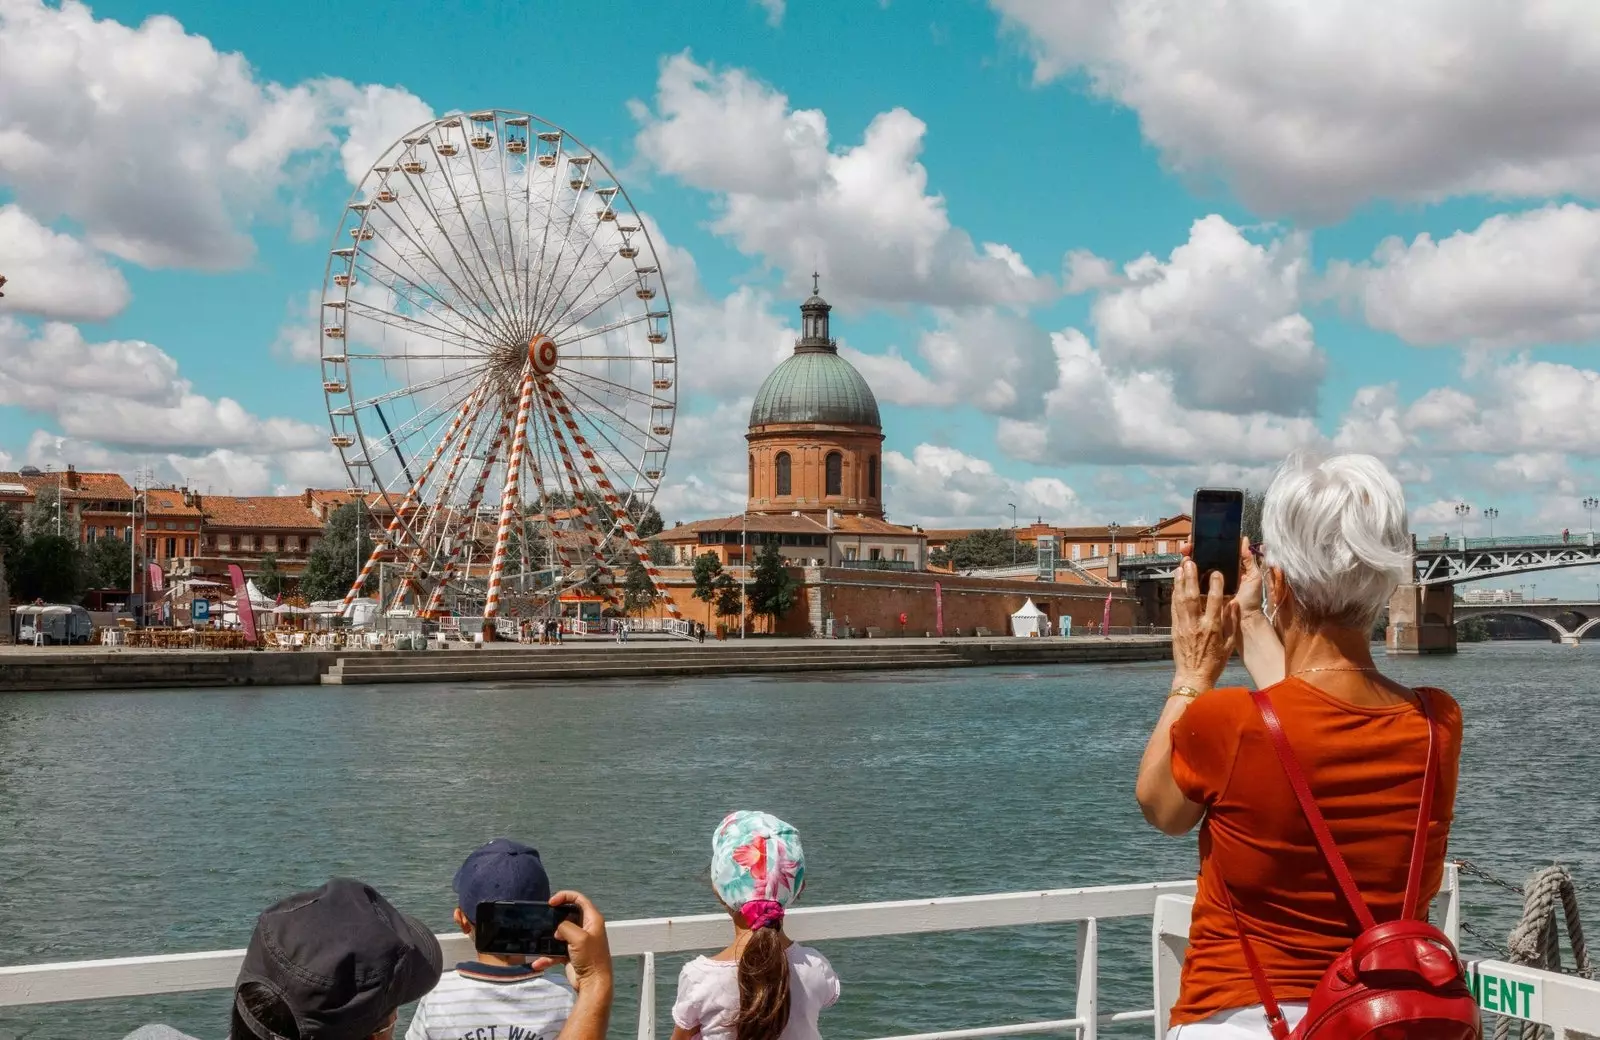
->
xmin=475 ymin=901 xmax=581 ymax=957
xmin=1191 ymin=488 xmax=1245 ymax=595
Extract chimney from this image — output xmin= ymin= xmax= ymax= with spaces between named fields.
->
xmin=182 ymin=488 xmax=193 ymax=507
xmin=65 ymin=464 xmax=79 ymax=490
xmin=825 ymin=508 xmax=835 ymax=529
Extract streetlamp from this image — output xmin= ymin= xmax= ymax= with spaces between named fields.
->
xmin=1454 ymin=503 xmax=1471 ymax=547
xmin=1008 ymin=502 xmax=1017 ymax=566
xmin=739 ymin=513 xmax=747 ymax=641
xmin=1482 ymin=507 xmax=1499 ymax=540
xmin=1585 ymin=496 xmax=1598 ymax=536
xmin=1108 ymin=521 xmax=1121 ymax=558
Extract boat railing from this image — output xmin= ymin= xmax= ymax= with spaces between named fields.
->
xmin=2 ymin=866 xmax=1596 ymax=1039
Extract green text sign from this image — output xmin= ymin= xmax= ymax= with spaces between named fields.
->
xmin=1466 ymin=961 xmax=1543 ymax=1021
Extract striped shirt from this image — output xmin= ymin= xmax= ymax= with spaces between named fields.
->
xmin=406 ymin=961 xmax=575 ymax=1040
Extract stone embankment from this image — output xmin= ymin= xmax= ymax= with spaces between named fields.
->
xmin=0 ymin=637 xmax=1170 ymax=693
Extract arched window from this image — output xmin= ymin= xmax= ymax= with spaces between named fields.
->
xmin=825 ymin=451 xmax=842 ymax=496
xmin=775 ymin=452 xmax=792 ymax=497
xmin=748 ymin=455 xmax=755 ymax=497
xmin=868 ymin=455 xmax=879 ymax=498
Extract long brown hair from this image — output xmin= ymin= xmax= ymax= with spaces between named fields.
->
xmin=731 ymin=923 xmax=791 ymax=1040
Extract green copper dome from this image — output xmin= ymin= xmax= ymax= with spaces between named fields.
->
xmin=749 ymin=280 xmax=881 ymax=428
xmin=749 ymin=350 xmax=881 ymax=427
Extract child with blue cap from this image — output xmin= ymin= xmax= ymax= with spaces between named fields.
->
xmin=407 ymin=838 xmax=575 ymax=1040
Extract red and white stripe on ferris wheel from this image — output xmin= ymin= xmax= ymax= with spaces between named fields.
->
xmin=542 ymin=382 xmax=680 ymax=618
xmin=532 ymin=380 xmax=618 ymax=606
xmin=421 ymin=418 xmax=511 ymax=618
xmin=340 ymin=386 xmax=487 ymax=611
xmin=482 ymin=368 xmax=539 ymax=623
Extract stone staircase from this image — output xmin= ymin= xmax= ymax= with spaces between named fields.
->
xmin=318 ymin=637 xmax=1170 ymax=685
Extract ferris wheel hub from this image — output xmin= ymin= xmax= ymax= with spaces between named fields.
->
xmin=528 ymin=334 xmax=558 ymax=375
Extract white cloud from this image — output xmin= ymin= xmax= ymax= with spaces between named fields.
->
xmin=846 ymin=307 xmax=1057 ymax=418
xmin=0 ymin=0 xmax=430 ymax=270
xmin=1332 ymin=384 xmax=1411 ymax=457
xmin=272 ymin=289 xmax=325 ymax=364
xmin=1406 ymin=358 xmax=1600 ymax=457
xmin=1085 ymin=216 xmax=1323 ymax=415
xmin=0 ymin=205 xmax=130 ymax=321
xmin=754 ymin=0 xmax=785 ymax=27
xmin=1329 ymin=204 xmax=1600 ymax=347
xmin=882 ymin=443 xmax=1088 ymax=528
xmin=0 ymin=318 xmax=324 ymax=453
xmin=997 ymin=328 xmax=1323 ymax=466
xmin=652 ymin=399 xmax=752 ymax=521
xmin=1063 ymin=248 xmax=1121 ymax=294
xmin=22 ymin=431 xmax=345 ymax=496
xmin=993 ymin=0 xmax=1600 ymax=220
xmin=632 ymin=53 xmax=1052 ymax=307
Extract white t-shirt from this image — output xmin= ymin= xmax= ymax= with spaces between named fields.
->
xmin=406 ymin=961 xmax=575 ymax=1040
xmin=672 ymin=944 xmax=840 ymax=1040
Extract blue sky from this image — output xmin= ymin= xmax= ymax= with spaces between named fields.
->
xmin=3 ymin=0 xmax=1600 ymax=594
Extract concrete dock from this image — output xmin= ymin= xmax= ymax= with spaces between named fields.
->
xmin=0 ymin=636 xmax=1171 ymax=693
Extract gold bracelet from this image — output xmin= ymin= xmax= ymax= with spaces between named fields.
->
xmin=1168 ymin=685 xmax=1203 ymax=700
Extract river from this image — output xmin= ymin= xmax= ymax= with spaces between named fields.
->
xmin=0 ymin=641 xmax=1595 ymax=1038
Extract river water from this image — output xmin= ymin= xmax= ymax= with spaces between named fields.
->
xmin=0 ymin=642 xmax=1595 ymax=1039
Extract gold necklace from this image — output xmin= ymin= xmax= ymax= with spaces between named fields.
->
xmin=1292 ymin=665 xmax=1380 ymax=675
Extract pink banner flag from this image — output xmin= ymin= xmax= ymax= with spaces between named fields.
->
xmin=147 ymin=562 xmax=164 ymax=593
xmin=934 ymin=582 xmax=944 ymax=637
xmin=1101 ymin=589 xmax=1113 ymax=637
xmin=228 ymin=564 xmax=258 ymax=643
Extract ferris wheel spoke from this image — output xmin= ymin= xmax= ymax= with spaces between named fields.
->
xmin=351 ymin=365 xmax=491 ymax=415
xmin=343 ymin=299 xmax=493 ymax=354
xmin=549 ymin=373 xmax=664 ymax=450
xmin=427 ymin=150 xmax=523 ymax=340
xmin=458 ymin=135 xmax=523 ymax=335
xmin=394 ymin=166 xmax=522 ymax=345
xmin=360 ymin=207 xmax=514 ymax=345
xmin=545 ymin=264 xmax=639 ymax=342
xmin=528 ymin=167 xmax=596 ymax=333
xmin=553 ymin=310 xmax=652 ymax=346
xmin=532 ymin=224 xmax=607 ymax=336
xmin=543 ymin=378 xmax=656 ymax=479
xmin=352 ymin=241 xmax=504 ymax=345
xmin=555 ymin=367 xmax=661 ymax=408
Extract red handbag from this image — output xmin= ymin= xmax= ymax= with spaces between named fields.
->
xmin=1223 ymin=687 xmax=1480 ymax=1039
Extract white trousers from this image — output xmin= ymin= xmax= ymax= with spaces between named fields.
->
xmin=1166 ymin=1002 xmax=1308 ymax=1038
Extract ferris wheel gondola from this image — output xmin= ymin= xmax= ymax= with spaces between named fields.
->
xmin=319 ymin=108 xmax=679 ymax=633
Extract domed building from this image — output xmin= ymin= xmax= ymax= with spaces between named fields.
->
xmin=746 ymin=282 xmax=884 ymax=519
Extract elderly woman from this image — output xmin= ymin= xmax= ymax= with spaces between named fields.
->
xmin=1136 ymin=453 xmax=1464 ymax=1038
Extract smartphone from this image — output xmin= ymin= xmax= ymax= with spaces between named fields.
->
xmin=1191 ymin=488 xmax=1245 ymax=595
xmin=475 ymin=901 xmax=581 ymax=957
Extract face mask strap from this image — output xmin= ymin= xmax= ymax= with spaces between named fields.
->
xmin=1261 ymin=570 xmax=1281 ymax=628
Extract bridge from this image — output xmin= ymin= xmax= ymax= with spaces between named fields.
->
xmin=1106 ymin=533 xmax=1600 ymax=655
xmin=1453 ymin=600 xmax=1600 ymax=645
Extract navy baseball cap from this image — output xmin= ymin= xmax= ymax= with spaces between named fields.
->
xmin=454 ymin=839 xmax=551 ymax=924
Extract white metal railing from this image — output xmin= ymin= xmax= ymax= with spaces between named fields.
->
xmin=3 ymin=869 xmax=1595 ymax=1039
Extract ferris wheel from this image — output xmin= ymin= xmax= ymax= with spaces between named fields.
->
xmin=319 ymin=109 xmax=678 ymax=630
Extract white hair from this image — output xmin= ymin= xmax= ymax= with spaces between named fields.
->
xmin=1261 ymin=451 xmax=1411 ymax=628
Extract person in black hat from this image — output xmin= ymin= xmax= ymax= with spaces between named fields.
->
xmin=406 ymin=839 xmax=572 ymax=1040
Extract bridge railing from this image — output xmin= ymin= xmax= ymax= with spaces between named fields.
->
xmin=1416 ymin=533 xmax=1596 ymax=552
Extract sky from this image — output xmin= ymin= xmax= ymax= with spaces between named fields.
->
xmin=2 ymin=0 xmax=1600 ymax=595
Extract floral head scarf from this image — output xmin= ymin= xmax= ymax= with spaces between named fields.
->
xmin=711 ymin=811 xmax=805 ymax=929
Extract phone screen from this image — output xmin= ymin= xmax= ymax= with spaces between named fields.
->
xmin=474 ymin=901 xmax=577 ymax=957
xmin=1191 ymin=489 xmax=1244 ymax=595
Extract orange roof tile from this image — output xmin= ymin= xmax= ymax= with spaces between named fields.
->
xmin=0 ymin=470 xmax=134 ymax=501
xmin=202 ymin=495 xmax=324 ymax=530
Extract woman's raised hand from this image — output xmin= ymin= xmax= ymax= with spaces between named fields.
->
xmin=1170 ymin=555 xmax=1239 ymax=692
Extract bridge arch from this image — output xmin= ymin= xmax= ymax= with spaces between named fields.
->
xmin=1453 ymin=610 xmax=1591 ymax=642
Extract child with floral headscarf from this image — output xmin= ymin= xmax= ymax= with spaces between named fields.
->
xmin=669 ymin=811 xmax=839 ymax=1040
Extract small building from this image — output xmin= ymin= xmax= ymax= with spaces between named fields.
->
xmin=178 ymin=495 xmax=328 ymax=581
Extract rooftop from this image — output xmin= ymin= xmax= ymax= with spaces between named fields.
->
xmin=202 ymin=496 xmax=324 ymax=530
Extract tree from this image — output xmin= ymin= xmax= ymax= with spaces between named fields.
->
xmin=623 ymin=559 xmax=659 ymax=613
xmin=634 ymin=504 xmax=665 ymax=538
xmin=1242 ymin=490 xmax=1266 ymax=544
xmin=84 ymin=535 xmax=135 ymax=590
xmin=298 ymin=503 xmax=377 ymax=602
xmin=255 ymin=553 xmax=289 ymax=598
xmin=691 ymin=552 xmax=725 ymax=604
xmin=748 ymin=540 xmax=800 ymax=630
xmin=1459 ymin=616 xmax=1490 ymax=643
xmin=933 ymin=529 xmax=1017 ymax=571
xmin=25 ymin=485 xmax=77 ymax=541
xmin=13 ymin=534 xmax=85 ymax=603
xmin=714 ymin=572 xmax=743 ymax=624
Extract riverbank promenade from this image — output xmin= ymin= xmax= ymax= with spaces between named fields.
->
xmin=0 ymin=635 xmax=1170 ymax=692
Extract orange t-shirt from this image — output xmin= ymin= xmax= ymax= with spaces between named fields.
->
xmin=1166 ymin=678 xmax=1462 ymax=1026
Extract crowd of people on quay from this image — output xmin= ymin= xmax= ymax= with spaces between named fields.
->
xmin=121 ymin=452 xmax=1475 ymax=1040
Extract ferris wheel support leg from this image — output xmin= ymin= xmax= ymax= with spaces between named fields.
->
xmin=483 ymin=367 xmax=538 ymax=637
xmin=423 ymin=420 xmax=511 ymax=618
xmin=534 ymin=383 xmax=618 ymax=608
xmin=542 ymin=383 xmax=682 ymax=620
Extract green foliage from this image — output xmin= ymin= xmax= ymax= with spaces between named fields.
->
xmin=934 ymin=529 xmax=1019 ymax=570
xmin=647 ymin=538 xmax=673 ymax=566
xmin=713 ymin=572 xmax=743 ymax=620
xmin=254 ymin=554 xmax=289 ymax=598
xmin=13 ymin=534 xmax=86 ymax=603
xmin=634 ymin=504 xmax=665 ymax=538
xmin=623 ymin=559 xmax=658 ymax=613
xmin=748 ymin=540 xmax=800 ymax=627
xmin=298 ymin=503 xmax=377 ymax=603
xmin=691 ymin=553 xmax=724 ymax=603
xmin=25 ymin=486 xmax=77 ymax=540
xmin=84 ymin=535 xmax=135 ymax=590
xmin=0 ymin=506 xmax=26 ymax=574
xmin=1242 ymin=490 xmax=1266 ymax=544
xmin=1459 ymin=616 xmax=1490 ymax=643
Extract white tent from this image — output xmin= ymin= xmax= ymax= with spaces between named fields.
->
xmin=1009 ymin=598 xmax=1049 ymax=637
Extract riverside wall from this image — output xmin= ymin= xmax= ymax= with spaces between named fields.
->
xmin=0 ymin=636 xmax=1171 ymax=693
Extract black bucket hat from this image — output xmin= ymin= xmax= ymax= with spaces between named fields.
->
xmin=232 ymin=878 xmax=442 ymax=1040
